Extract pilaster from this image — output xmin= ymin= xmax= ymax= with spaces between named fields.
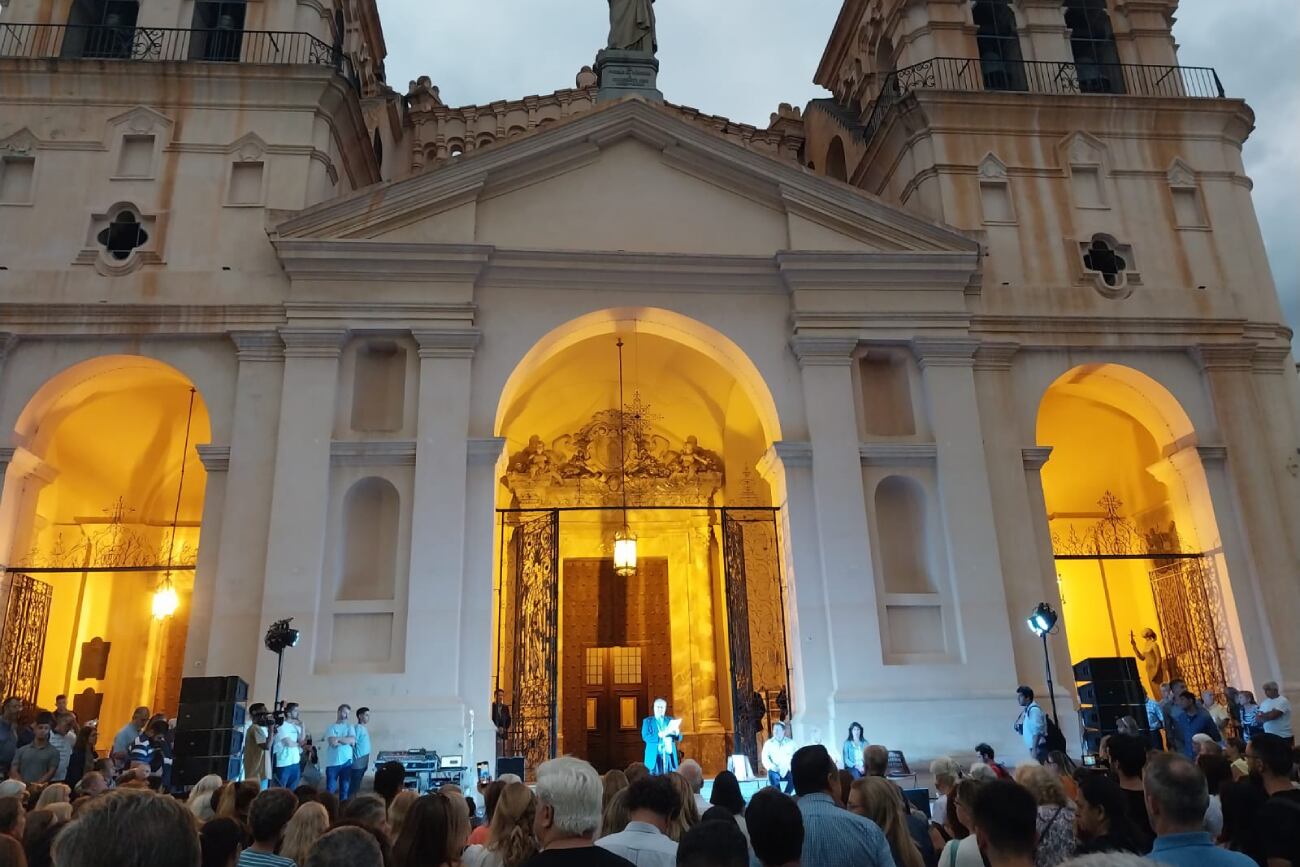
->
xmin=407 ymin=328 xmax=481 ymax=694
xmin=184 ymin=444 xmax=231 ymax=682
xmin=463 ymin=435 xmax=505 ymax=777
xmin=251 ymin=328 xmax=345 ymax=695
xmin=1014 ymin=0 xmax=1074 ymax=62
xmin=911 ymin=337 xmax=1019 ymax=692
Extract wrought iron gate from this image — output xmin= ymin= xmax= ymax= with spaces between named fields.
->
xmin=1149 ymin=557 xmax=1227 ymax=699
xmin=507 ymin=511 xmax=560 ymax=776
xmin=721 ymin=508 xmax=791 ymax=771
xmin=0 ymin=574 xmax=54 ymax=704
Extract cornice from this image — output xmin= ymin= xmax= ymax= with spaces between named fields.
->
xmin=790 ymin=334 xmax=859 ymax=367
xmin=285 ymin=301 xmax=476 ymax=329
xmin=1251 ymin=345 xmax=1292 ymax=374
xmin=228 ymin=330 xmax=284 ymax=362
xmin=195 ymin=444 xmax=231 ymax=473
xmin=467 ymin=437 xmax=507 ymax=466
xmin=413 ymin=328 xmax=481 ymax=359
xmin=775 ymin=249 xmax=980 ymax=290
xmin=911 ymin=337 xmax=981 ymax=368
xmin=272 ymin=239 xmax=492 ymax=283
xmin=1191 ymin=343 xmax=1256 ymax=373
xmin=0 ymin=304 xmax=285 ymax=335
xmin=330 ymin=440 xmax=417 ymax=467
xmin=859 ymin=442 xmax=938 ymax=467
xmin=0 ymin=333 xmax=16 ymax=361
xmin=973 ymin=342 xmax=1020 ymax=371
xmin=279 ymin=327 xmax=349 ymax=358
xmin=1021 ymin=447 xmax=1054 ymax=472
xmin=1195 ymin=445 xmax=1228 ymax=466
xmin=771 ymin=441 xmax=814 ymax=468
xmin=482 ymin=248 xmax=787 ymax=294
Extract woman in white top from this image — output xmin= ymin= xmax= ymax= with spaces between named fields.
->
xmin=938 ymin=779 xmax=987 ymax=867
xmin=461 ymin=782 xmax=538 ymax=867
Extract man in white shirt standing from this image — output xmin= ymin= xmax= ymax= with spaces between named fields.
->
xmin=1256 ymin=681 xmax=1293 ymax=747
xmin=596 ymin=775 xmax=680 ymax=867
xmin=761 ymin=722 xmax=796 ymax=793
xmin=1014 ymin=686 xmax=1046 ymax=761
xmin=349 ymin=706 xmax=371 ymax=797
xmin=323 ymin=703 xmax=357 ymax=799
xmin=51 ymin=712 xmax=76 ymax=782
xmin=272 ymin=702 xmax=305 ymax=789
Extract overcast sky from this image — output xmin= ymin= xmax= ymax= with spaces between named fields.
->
xmin=378 ymin=1 xmax=1299 ymax=342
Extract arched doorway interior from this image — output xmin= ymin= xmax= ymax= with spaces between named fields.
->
xmin=1 ymin=356 xmax=210 ymax=729
xmin=492 ymin=311 xmax=789 ymax=776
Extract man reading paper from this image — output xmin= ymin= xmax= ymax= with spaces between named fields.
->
xmin=642 ymin=697 xmax=681 ymax=775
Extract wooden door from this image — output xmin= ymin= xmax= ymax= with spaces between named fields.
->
xmin=583 ymin=646 xmax=647 ymax=773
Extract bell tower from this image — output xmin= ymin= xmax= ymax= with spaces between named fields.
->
xmin=800 ymin=0 xmax=1284 ymax=325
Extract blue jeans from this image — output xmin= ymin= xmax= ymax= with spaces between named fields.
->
xmin=327 ymin=763 xmax=351 ymax=799
xmin=274 ymin=762 xmax=301 ymax=789
xmin=349 ymin=758 xmax=368 ymax=797
xmin=768 ymin=770 xmax=793 ymax=793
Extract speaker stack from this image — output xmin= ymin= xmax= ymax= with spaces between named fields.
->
xmin=172 ymin=676 xmax=248 ymax=788
xmin=1073 ymin=657 xmax=1147 ymax=753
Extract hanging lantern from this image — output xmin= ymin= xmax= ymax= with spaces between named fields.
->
xmin=152 ymin=575 xmax=179 ymax=619
xmin=613 ymin=526 xmax=638 ymax=578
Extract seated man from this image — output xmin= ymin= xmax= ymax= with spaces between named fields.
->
xmin=761 ymin=723 xmax=796 ymax=794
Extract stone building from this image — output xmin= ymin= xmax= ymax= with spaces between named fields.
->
xmin=0 ymin=0 xmax=1295 ymax=775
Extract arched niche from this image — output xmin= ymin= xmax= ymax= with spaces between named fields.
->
xmin=874 ymin=475 xmax=934 ymax=594
xmin=826 ymin=136 xmax=848 ymax=183
xmin=338 ymin=476 xmax=399 ymax=601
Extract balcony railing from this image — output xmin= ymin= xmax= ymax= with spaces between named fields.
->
xmin=860 ymin=56 xmax=1226 ymax=146
xmin=0 ymin=23 xmax=339 ymax=67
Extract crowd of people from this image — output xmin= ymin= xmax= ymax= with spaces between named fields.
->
xmin=0 ymin=679 xmax=1292 ymax=867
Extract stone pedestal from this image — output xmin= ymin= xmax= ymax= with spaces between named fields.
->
xmin=595 ymin=49 xmax=662 ymax=103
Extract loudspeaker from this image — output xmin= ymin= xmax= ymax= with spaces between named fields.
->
xmin=176 ymin=701 xmax=246 ymax=731
xmin=1073 ymin=657 xmax=1139 ymax=683
xmin=179 ymin=676 xmax=248 ymax=705
xmin=1079 ymin=704 xmax=1148 ymax=731
xmin=173 ymin=755 xmax=242 ymax=788
xmin=496 ymin=756 xmax=525 ymax=779
xmin=174 ymin=728 xmax=245 ymax=758
xmin=1079 ymin=681 xmax=1146 ymax=706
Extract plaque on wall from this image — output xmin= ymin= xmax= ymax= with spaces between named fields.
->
xmin=77 ymin=637 xmax=111 ymax=680
xmin=73 ymin=688 xmax=103 ymax=723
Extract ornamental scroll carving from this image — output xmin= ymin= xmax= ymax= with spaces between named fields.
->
xmin=503 ymin=397 xmax=723 ymax=508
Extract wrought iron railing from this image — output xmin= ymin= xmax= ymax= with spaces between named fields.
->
xmin=860 ymin=56 xmax=1225 ymax=146
xmin=0 ymin=23 xmax=339 ymax=67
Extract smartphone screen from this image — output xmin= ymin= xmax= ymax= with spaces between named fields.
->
xmin=477 ymin=760 xmax=490 ymax=783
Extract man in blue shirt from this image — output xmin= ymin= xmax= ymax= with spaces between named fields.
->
xmin=1173 ymin=691 xmax=1221 ymax=757
xmin=1145 ymin=752 xmax=1254 ymax=867
xmin=790 ymin=744 xmax=895 ymax=867
xmin=323 ymin=704 xmax=356 ymax=800
xmin=349 ymin=706 xmax=371 ymax=798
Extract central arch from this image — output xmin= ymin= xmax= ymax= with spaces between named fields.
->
xmin=491 ymin=309 xmax=789 ymax=776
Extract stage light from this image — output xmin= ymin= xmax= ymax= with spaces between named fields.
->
xmin=614 ymin=527 xmax=638 ymax=578
xmin=264 ymin=617 xmax=300 ymax=654
xmin=151 ymin=576 xmax=179 ymax=619
xmin=1027 ymin=602 xmax=1058 ymax=637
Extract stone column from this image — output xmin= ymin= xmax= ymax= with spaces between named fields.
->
xmin=912 ymin=338 xmax=1018 ymax=691
xmin=1020 ymin=447 xmax=1076 ymax=717
xmin=789 ymin=336 xmax=881 ymax=676
xmin=687 ymin=519 xmax=724 ymax=769
xmin=183 ymin=445 xmax=229 ymax=679
xmin=1194 ymin=345 xmax=1300 ymax=687
xmin=253 ymin=328 xmax=347 ymax=697
xmin=202 ymin=332 xmax=286 ymax=681
xmin=463 ymin=437 xmax=504 ymax=773
xmin=0 ymin=445 xmax=55 ymax=642
xmin=406 ymin=328 xmax=480 ymax=694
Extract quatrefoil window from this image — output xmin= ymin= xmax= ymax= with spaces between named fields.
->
xmin=97 ymin=210 xmax=149 ymax=260
xmin=1082 ymin=236 xmax=1126 ymax=287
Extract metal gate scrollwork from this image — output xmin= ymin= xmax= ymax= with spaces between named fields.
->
xmin=1149 ymin=557 xmax=1228 ymax=700
xmin=721 ymin=508 xmax=790 ymax=772
xmin=508 ymin=511 xmax=559 ymax=779
xmin=0 ymin=574 xmax=54 ymax=705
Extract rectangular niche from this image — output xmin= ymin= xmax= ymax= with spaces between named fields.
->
xmin=351 ymin=340 xmax=407 ymax=432
xmin=0 ymin=156 xmax=35 ymax=204
xmin=857 ymin=352 xmax=916 ymax=437
xmin=884 ymin=604 xmax=945 ymax=657
xmin=227 ymin=161 xmax=264 ymax=205
xmin=330 ymin=613 xmax=393 ymax=664
xmin=116 ymin=134 xmax=155 ymax=178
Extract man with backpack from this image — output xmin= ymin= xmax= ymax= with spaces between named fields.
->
xmin=1014 ymin=686 xmax=1051 ymax=762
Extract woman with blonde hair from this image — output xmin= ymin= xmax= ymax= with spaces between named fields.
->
xmin=186 ymin=774 xmax=222 ymax=822
xmin=601 ymin=769 xmax=629 ymax=814
xmin=1014 ymin=764 xmax=1077 ymax=867
xmin=849 ymin=776 xmax=924 ymax=867
xmin=280 ymin=801 xmax=329 ymax=866
xmin=462 ymin=782 xmax=537 ymax=867
xmin=388 ymin=789 xmax=419 ymax=841
xmin=665 ymin=772 xmax=698 ymax=842
xmin=599 ymin=788 xmax=630 ymax=840
xmin=33 ymin=785 xmax=69 ymax=810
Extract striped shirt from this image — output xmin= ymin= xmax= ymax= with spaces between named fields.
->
xmin=237 ymin=851 xmax=296 ymax=867
xmin=797 ymin=793 xmax=897 ymax=867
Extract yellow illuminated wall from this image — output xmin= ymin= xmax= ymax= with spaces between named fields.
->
xmin=14 ymin=359 xmax=209 ymax=726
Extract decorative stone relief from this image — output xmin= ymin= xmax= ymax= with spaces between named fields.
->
xmin=0 ymin=129 xmax=38 ymax=157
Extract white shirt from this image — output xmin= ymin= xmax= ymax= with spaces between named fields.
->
xmin=1019 ymin=702 xmax=1045 ymax=753
xmin=761 ymin=736 xmax=796 ymax=775
xmin=693 ymin=792 xmax=711 ymax=818
xmin=53 ymin=730 xmax=76 ymax=781
xmin=596 ymin=821 xmax=678 ymax=867
xmin=273 ymin=720 xmax=302 ymax=767
xmin=942 ymin=835 xmax=985 ymax=867
xmin=461 ymin=845 xmax=504 ymax=867
xmin=932 ymin=793 xmax=948 ymax=827
xmin=1259 ymin=695 xmax=1293 ymax=737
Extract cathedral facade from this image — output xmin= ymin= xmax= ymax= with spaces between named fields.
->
xmin=0 ymin=0 xmax=1296 ymax=774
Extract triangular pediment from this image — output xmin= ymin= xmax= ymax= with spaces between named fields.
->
xmin=273 ymin=98 xmax=977 ymax=262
